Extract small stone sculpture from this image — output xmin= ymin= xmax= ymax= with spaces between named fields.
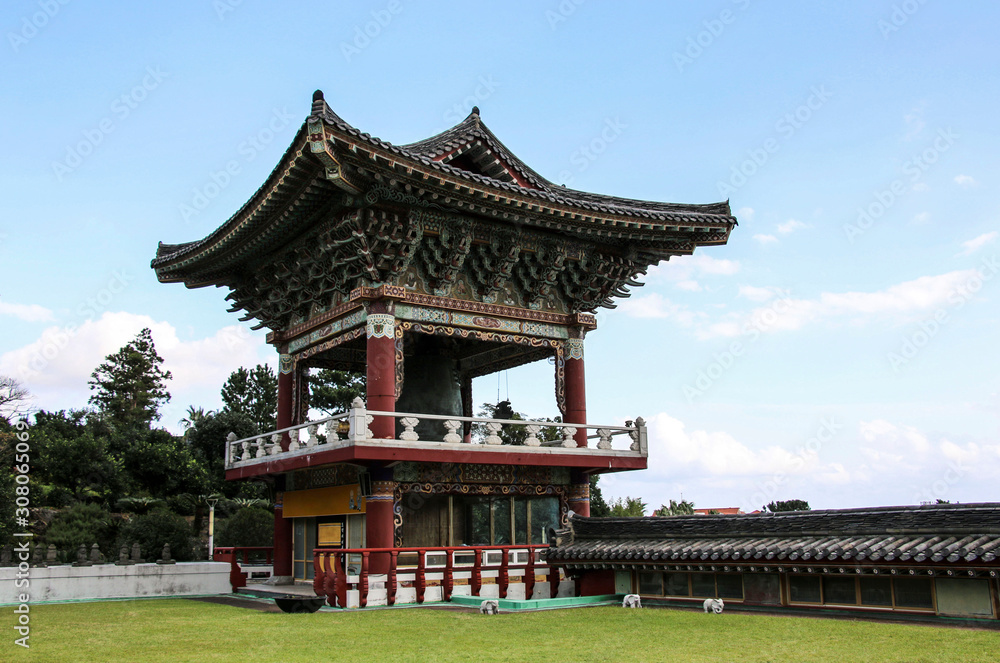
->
xmin=73 ymin=543 xmax=92 ymax=566
xmin=130 ymin=542 xmax=144 ymax=564
xmin=479 ymin=599 xmax=500 ymax=615
xmin=117 ymin=545 xmax=133 ymax=565
xmin=703 ymin=598 xmax=724 ymax=614
xmin=32 ymin=544 xmax=45 ymax=568
xmin=156 ymin=543 xmax=175 ymax=565
xmin=622 ymin=594 xmax=642 ymax=608
xmin=46 ymin=544 xmax=58 ymax=564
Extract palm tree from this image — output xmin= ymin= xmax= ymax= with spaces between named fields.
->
xmin=179 ymin=406 xmax=215 ymax=432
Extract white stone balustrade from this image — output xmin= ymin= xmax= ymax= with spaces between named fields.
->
xmin=225 ymin=401 xmax=647 ymax=469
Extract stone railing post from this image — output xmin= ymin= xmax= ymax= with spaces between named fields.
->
xmin=349 ymin=397 xmax=368 ymax=443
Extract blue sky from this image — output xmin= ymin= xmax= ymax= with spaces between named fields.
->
xmin=2 ymin=1 xmax=997 ymax=511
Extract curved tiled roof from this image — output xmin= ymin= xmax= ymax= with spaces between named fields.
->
xmin=546 ymin=504 xmax=1000 ymax=566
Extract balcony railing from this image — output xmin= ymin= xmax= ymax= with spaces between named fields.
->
xmin=225 ymin=397 xmax=647 ymax=470
xmin=313 ymin=545 xmax=562 ymax=608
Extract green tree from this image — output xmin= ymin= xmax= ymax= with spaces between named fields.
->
xmin=221 ymin=364 xmax=278 ymax=432
xmin=0 ymin=375 xmax=31 ymax=424
xmin=184 ymin=409 xmax=258 ymax=494
xmin=88 ymin=328 xmax=172 ymax=427
xmin=589 ymin=475 xmax=611 ymax=517
xmin=215 ymin=507 xmax=274 ymax=547
xmin=765 ymin=499 xmax=811 ymax=512
xmin=30 ymin=410 xmax=126 ymax=508
xmin=609 ymin=496 xmax=648 ymax=517
xmin=656 ymin=499 xmax=696 ymax=516
xmin=309 ymin=369 xmax=365 ymax=415
xmin=122 ymin=429 xmax=210 ymax=500
xmin=43 ymin=503 xmax=118 ymax=556
xmin=116 ymin=508 xmax=195 ymax=561
xmin=180 ymin=405 xmax=214 ymax=433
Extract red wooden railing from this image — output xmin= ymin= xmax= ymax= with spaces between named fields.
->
xmin=213 ymin=546 xmax=274 ymax=591
xmin=312 ymin=545 xmax=556 ymax=608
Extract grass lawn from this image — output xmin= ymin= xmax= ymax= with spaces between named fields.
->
xmin=10 ymin=599 xmax=999 ymax=662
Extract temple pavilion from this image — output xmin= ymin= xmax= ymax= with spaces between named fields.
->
xmin=151 ymin=91 xmax=736 ymax=603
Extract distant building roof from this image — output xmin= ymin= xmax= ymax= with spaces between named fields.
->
xmin=546 ymin=503 xmax=1000 ymax=568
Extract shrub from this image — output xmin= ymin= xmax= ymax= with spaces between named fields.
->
xmin=215 ymin=507 xmax=273 ymax=548
xmin=116 ymin=508 xmax=194 ymax=561
xmin=44 ymin=503 xmax=117 ymax=556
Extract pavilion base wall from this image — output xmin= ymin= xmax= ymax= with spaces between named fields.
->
xmin=0 ymin=562 xmax=232 ymax=604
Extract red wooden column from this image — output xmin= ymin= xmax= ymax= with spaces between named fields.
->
xmin=568 ymin=470 xmax=591 ymax=518
xmin=273 ymin=353 xmax=295 ymax=579
xmin=365 ymin=306 xmax=396 ymax=439
xmin=564 ymin=337 xmax=588 ymax=447
xmin=367 ymin=471 xmax=395 ymax=574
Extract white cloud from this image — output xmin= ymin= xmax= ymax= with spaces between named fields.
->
xmin=912 ymin=182 xmax=930 ymax=192
xmin=737 ymin=285 xmax=783 ymax=302
xmin=696 ymin=269 xmax=982 ymax=339
xmin=674 ymin=280 xmax=702 ymax=292
xmin=954 ymin=174 xmax=978 ymax=188
xmin=777 ymin=219 xmax=806 ymax=234
xmin=753 ymin=233 xmax=778 ymax=245
xmin=958 ymin=231 xmax=998 ymax=256
xmin=646 ymin=253 xmax=740 ymax=293
xmin=0 ymin=312 xmax=269 ymax=427
xmin=912 ymin=212 xmax=931 ymax=224
xmin=0 ymin=301 xmax=54 ymax=323
xmin=737 ymin=206 xmax=754 ymax=221
xmin=902 ymin=103 xmax=927 ymax=141
xmin=616 ymin=294 xmax=702 ymax=328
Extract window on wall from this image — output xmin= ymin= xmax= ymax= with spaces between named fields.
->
xmin=691 ymin=573 xmax=716 ymax=598
xmin=859 ymin=577 xmax=893 ymax=607
xmin=788 ymin=575 xmax=822 ymax=604
xmin=460 ymin=496 xmax=560 ymax=546
xmin=822 ymin=576 xmax=858 ymax=605
xmin=638 ymin=572 xmax=662 ymax=595
xmin=893 ymin=577 xmax=934 ymax=610
xmin=716 ymin=574 xmax=744 ymax=600
xmin=663 ymin=572 xmax=691 ymax=597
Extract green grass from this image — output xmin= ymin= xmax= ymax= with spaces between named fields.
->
xmin=11 ymin=599 xmax=1000 ymax=662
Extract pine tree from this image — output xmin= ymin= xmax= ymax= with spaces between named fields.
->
xmin=88 ymin=328 xmax=171 ymax=427
xmin=220 ymin=364 xmax=277 ymax=432
xmin=309 ymin=369 xmax=365 ymax=415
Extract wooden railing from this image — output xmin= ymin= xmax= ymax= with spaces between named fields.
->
xmin=312 ymin=545 xmax=557 ymax=608
xmin=213 ymin=546 xmax=274 ymax=591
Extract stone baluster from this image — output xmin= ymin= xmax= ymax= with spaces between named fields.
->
xmin=269 ymin=433 xmax=281 ymax=455
xmin=288 ymin=428 xmax=301 ymax=450
xmin=254 ymin=435 xmax=268 ymax=458
xmin=633 ymin=417 xmax=646 ymax=453
xmin=561 ymin=426 xmax=577 ymax=448
xmin=365 ymin=414 xmax=375 ymax=440
xmin=226 ymin=432 xmax=237 ymax=464
xmin=399 ymin=417 xmax=420 ymax=441
xmin=324 ymin=420 xmax=340 ymax=443
xmin=484 ymin=422 xmax=503 ymax=445
xmin=305 ymin=424 xmax=319 ymax=448
xmin=240 ymin=437 xmax=251 ymax=461
xmin=443 ymin=420 xmax=463 ymax=444
xmin=596 ymin=428 xmax=612 ymax=450
xmin=524 ymin=424 xmax=542 ymax=447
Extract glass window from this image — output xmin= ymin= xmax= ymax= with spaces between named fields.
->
xmin=743 ymin=574 xmax=781 ymax=605
xmin=691 ymin=573 xmax=716 ymax=597
xmin=530 ymin=498 xmax=560 ymax=544
xmin=789 ymin=575 xmax=822 ymax=603
xmin=859 ymin=577 xmax=893 ymax=606
xmin=893 ymin=577 xmax=934 ymax=609
xmin=492 ymin=498 xmax=511 ymax=545
xmin=716 ymin=574 xmax=744 ymax=599
xmin=514 ymin=498 xmax=528 ymax=545
xmin=823 ymin=576 xmax=858 ymax=605
xmin=468 ymin=497 xmax=491 ymax=545
xmin=664 ymin=572 xmax=690 ymax=597
xmin=638 ymin=572 xmax=662 ymax=595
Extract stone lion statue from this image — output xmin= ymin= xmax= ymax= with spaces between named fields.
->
xmin=622 ymin=594 xmax=642 ymax=608
xmin=703 ymin=598 xmax=724 ymax=614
